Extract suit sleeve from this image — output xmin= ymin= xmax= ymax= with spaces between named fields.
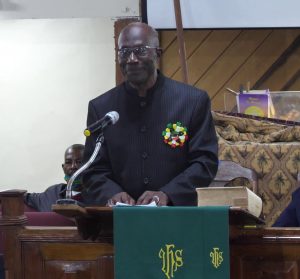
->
xmin=273 ymin=188 xmax=300 ymax=227
xmin=160 ymin=92 xmax=219 ymax=205
xmin=81 ymin=101 xmax=123 ymax=206
xmin=24 ymin=184 xmax=63 ymax=212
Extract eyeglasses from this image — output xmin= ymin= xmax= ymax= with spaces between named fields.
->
xmin=118 ymin=46 xmax=159 ymax=59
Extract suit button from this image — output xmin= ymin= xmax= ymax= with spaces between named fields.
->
xmin=142 ymin=152 xmax=148 ymax=159
xmin=140 ymin=125 xmax=147 ymax=133
xmin=140 ymin=101 xmax=147 ymax=108
xmin=143 ymin=177 xmax=150 ymax=185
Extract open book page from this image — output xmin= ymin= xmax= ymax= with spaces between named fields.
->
xmin=115 ymin=201 xmax=157 ymax=207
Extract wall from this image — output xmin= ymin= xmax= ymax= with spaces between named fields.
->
xmin=146 ymin=0 xmax=300 ymax=29
xmin=0 ymin=0 xmax=139 ymax=19
xmin=0 ymin=18 xmax=118 ymax=192
xmin=0 ymin=1 xmax=139 ymax=193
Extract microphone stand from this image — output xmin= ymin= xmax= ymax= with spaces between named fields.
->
xmin=56 ymin=134 xmax=104 ymax=205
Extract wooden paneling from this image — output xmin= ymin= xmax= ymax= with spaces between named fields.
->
xmin=230 ymin=227 xmax=300 ymax=279
xmin=214 ymin=29 xmax=300 ymax=110
xmin=259 ymin=44 xmax=300 ymax=90
xmin=286 ymin=71 xmax=300 ymax=90
xmin=194 ymin=30 xmax=271 ymax=97
xmin=160 ymin=30 xmax=176 ymax=51
xmin=22 ymin=242 xmax=114 ymax=279
xmin=160 ymin=28 xmax=300 ymax=111
xmin=173 ymin=30 xmax=240 ymax=84
xmin=161 ymin=30 xmax=212 ymax=78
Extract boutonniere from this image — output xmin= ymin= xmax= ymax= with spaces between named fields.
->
xmin=162 ymin=122 xmax=188 ymax=148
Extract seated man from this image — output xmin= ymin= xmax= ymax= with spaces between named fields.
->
xmin=273 ymin=186 xmax=300 ymax=227
xmin=24 ymin=144 xmax=84 ymax=212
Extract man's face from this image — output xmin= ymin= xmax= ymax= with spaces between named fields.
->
xmin=118 ymin=26 xmax=158 ymax=86
xmin=62 ymin=148 xmax=84 ymax=177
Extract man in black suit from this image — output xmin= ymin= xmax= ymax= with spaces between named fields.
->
xmin=82 ymin=22 xmax=218 ymax=207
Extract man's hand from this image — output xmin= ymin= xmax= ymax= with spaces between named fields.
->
xmin=107 ymin=191 xmax=136 ymax=206
xmin=136 ymin=191 xmax=169 ymax=206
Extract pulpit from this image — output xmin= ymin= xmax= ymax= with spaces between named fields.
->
xmin=1 ymin=190 xmax=300 ymax=279
xmin=0 ymin=190 xmax=113 ymax=279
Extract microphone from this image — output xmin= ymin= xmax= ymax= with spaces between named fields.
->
xmin=84 ymin=111 xmax=119 ymax=137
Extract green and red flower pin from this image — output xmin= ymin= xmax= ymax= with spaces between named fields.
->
xmin=162 ymin=122 xmax=188 ymax=148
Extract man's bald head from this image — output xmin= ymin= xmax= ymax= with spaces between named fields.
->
xmin=118 ymin=22 xmax=159 ymax=49
xmin=64 ymin=144 xmax=84 ymax=158
xmin=62 ymin=144 xmax=84 ymax=177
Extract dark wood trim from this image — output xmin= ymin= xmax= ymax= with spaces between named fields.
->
xmin=173 ymin=0 xmax=189 ymax=84
xmin=281 ymin=68 xmax=300 ymax=90
xmin=253 ymin=34 xmax=300 ymax=89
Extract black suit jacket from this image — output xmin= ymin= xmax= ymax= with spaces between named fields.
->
xmin=82 ymin=73 xmax=218 ymax=206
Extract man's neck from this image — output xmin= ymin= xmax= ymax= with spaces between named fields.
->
xmin=129 ymin=71 xmax=158 ymax=97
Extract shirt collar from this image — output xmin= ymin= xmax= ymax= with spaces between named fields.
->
xmin=123 ymin=70 xmax=165 ymax=99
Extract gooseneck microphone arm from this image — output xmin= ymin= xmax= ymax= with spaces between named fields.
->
xmin=56 ymin=111 xmax=119 ymax=205
xmin=56 ymin=134 xmax=104 ymax=204
xmin=66 ymin=135 xmax=104 ymax=200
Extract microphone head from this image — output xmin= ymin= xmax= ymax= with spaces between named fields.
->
xmin=106 ymin=111 xmax=119 ymax=125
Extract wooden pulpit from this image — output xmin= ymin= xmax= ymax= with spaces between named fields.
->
xmin=2 ymin=190 xmax=300 ymax=279
xmin=0 ymin=190 xmax=114 ymax=279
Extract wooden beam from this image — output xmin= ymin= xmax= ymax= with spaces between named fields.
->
xmin=173 ymin=0 xmax=189 ymax=84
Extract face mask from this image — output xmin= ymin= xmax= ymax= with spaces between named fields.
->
xmin=64 ymin=175 xmax=82 ymax=190
xmin=61 ymin=175 xmax=82 ymax=201
xmin=64 ymin=174 xmax=71 ymax=182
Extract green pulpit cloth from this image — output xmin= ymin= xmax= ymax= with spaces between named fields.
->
xmin=114 ymin=206 xmax=229 ymax=279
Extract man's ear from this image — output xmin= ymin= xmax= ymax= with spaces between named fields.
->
xmin=156 ymin=48 xmax=163 ymax=58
